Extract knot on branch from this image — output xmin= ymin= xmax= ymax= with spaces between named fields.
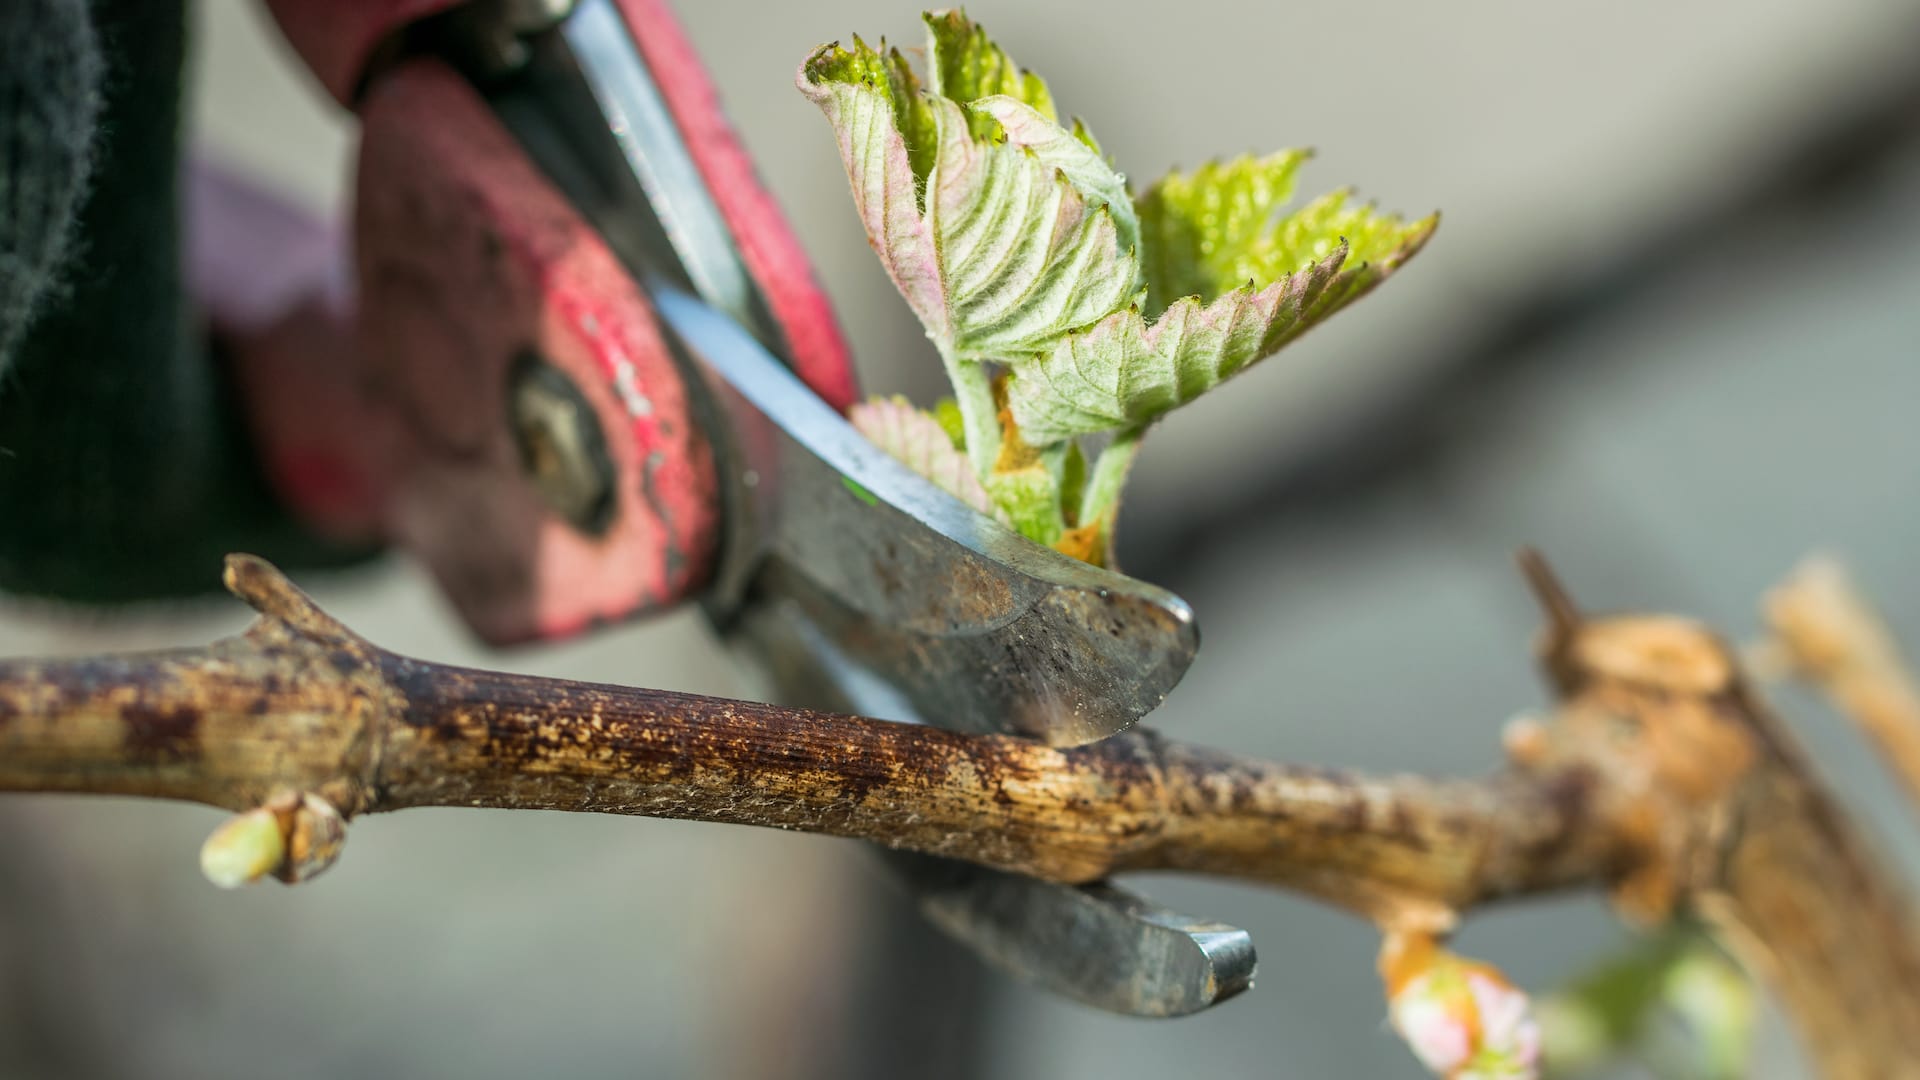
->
xmin=1509 ymin=552 xmax=1758 ymax=924
xmin=225 ymin=553 xmax=370 ymax=656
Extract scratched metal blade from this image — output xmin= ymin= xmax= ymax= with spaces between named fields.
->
xmin=729 ymin=594 xmax=1254 ymax=1017
xmin=484 ymin=0 xmax=1247 ymax=1018
xmin=654 ymin=286 xmax=1197 ymax=746
xmin=892 ymin=855 xmax=1255 ymax=1017
xmin=497 ymin=5 xmax=1197 ymax=743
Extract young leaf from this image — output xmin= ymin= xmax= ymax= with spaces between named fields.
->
xmin=798 ymin=19 xmax=1141 ymax=368
xmin=849 ymin=396 xmax=999 ymax=517
xmin=985 ymin=466 xmax=1064 ymax=546
xmin=932 ymin=397 xmax=967 ymax=447
xmin=797 ymin=38 xmax=948 ymax=341
xmin=1137 ymin=151 xmax=1311 ymax=316
xmin=1006 ymin=171 xmax=1436 ymax=444
xmin=976 ymin=96 xmax=1138 ymax=262
xmin=985 ymin=395 xmax=1067 ymax=545
xmin=924 ymin=9 xmax=1056 ymax=134
xmin=929 ymin=93 xmax=1141 ymax=359
xmin=803 ymin=11 xmax=1437 ymax=565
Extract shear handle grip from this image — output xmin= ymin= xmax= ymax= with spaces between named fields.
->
xmin=262 ymin=0 xmax=856 ymax=412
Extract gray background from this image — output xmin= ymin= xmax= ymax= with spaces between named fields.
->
xmin=2 ymin=0 xmax=1918 ymax=1076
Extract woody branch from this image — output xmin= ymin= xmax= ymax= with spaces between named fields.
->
xmin=1 ymin=554 xmax=1918 ymax=1075
xmin=0 ymin=556 xmax=1609 ymax=929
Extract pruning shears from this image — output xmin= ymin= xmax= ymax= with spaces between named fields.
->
xmin=209 ymin=0 xmax=1254 ymax=1015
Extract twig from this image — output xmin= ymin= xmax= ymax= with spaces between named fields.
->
xmin=1762 ymin=555 xmax=1920 ymax=807
xmin=0 ymin=555 xmax=1608 ymax=930
xmin=4 ymin=554 xmax=1920 ymax=1076
xmin=1512 ymin=554 xmax=1920 ymax=1079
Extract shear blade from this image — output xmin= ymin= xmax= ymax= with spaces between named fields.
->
xmin=732 ymin=599 xmax=1254 ymax=1019
xmin=655 ymin=286 xmax=1199 ymax=746
xmin=888 ymin=852 xmax=1255 ymax=1017
xmin=491 ymin=1 xmax=1241 ymax=1015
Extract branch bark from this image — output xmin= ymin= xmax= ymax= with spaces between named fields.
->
xmin=3 ymin=554 xmax=1920 ymax=1077
xmin=1512 ymin=553 xmax=1920 ymax=1078
xmin=0 ymin=555 xmax=1610 ymax=930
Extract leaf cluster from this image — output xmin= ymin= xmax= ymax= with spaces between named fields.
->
xmin=801 ymin=10 xmax=1435 ymax=565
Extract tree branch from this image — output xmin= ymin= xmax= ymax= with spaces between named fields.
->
xmin=1511 ymin=554 xmax=1920 ymax=1078
xmin=0 ymin=556 xmax=1610 ymax=931
xmin=5 ymin=554 xmax=1920 ymax=1077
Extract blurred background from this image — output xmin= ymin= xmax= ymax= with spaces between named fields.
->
xmin=3 ymin=0 xmax=1919 ymax=1076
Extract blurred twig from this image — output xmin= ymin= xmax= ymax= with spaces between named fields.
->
xmin=1762 ymin=556 xmax=1920 ymax=808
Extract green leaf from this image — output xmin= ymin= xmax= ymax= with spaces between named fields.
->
xmin=932 ymin=397 xmax=967 ymax=448
xmin=848 ymin=396 xmax=1000 ymax=518
xmin=804 ymin=11 xmax=1438 ymax=564
xmin=924 ymin=9 xmax=1056 ymax=136
xmin=798 ymin=37 xmax=948 ymax=340
xmin=1137 ymin=151 xmax=1310 ymax=315
xmin=1007 ymin=169 xmax=1436 ymax=443
xmin=800 ymin=17 xmax=1141 ymax=371
xmin=985 ymin=466 xmax=1063 ymax=545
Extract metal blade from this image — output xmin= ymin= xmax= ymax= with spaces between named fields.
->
xmin=890 ymin=853 xmax=1255 ymax=1017
xmin=558 ymin=0 xmax=780 ymax=349
xmin=729 ymin=594 xmax=1254 ymax=1018
xmin=479 ymin=0 xmax=1249 ymax=1018
xmin=654 ymin=285 xmax=1197 ymax=746
xmin=492 ymin=5 xmax=1198 ymax=742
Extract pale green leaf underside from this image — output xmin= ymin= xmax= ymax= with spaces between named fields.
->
xmin=801 ymin=14 xmax=1139 ymax=371
xmin=979 ymin=96 xmax=1138 ymax=263
xmin=930 ymin=95 xmax=1141 ymax=359
xmin=798 ymin=39 xmax=949 ymax=340
xmin=848 ymin=396 xmax=999 ymax=517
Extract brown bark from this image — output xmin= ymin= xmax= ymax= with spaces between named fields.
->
xmin=0 ymin=556 xmax=1607 ymax=929
xmin=3 ymin=553 xmax=1920 ymax=1075
xmin=1510 ymin=553 xmax=1920 ymax=1078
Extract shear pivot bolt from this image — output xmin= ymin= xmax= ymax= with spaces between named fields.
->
xmin=509 ymin=353 xmax=616 ymax=536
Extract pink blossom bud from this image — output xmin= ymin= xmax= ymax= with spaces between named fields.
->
xmin=1384 ymin=937 xmax=1541 ymax=1079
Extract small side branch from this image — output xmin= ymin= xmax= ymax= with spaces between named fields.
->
xmin=1763 ymin=555 xmax=1920 ymax=808
xmin=1513 ymin=555 xmax=1920 ymax=1078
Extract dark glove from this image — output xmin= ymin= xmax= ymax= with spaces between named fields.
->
xmin=0 ymin=0 xmax=369 ymax=603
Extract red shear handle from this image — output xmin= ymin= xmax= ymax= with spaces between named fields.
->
xmin=229 ymin=1 xmax=858 ymax=642
xmin=612 ymin=0 xmax=855 ymax=410
xmin=262 ymin=0 xmax=461 ymax=105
